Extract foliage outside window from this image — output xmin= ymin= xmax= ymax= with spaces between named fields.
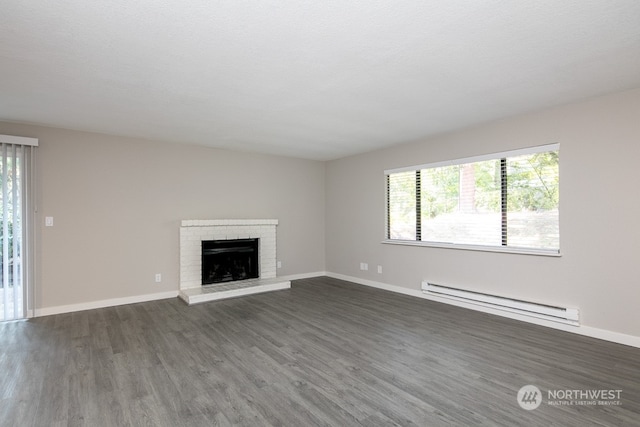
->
xmin=385 ymin=144 xmax=559 ymax=254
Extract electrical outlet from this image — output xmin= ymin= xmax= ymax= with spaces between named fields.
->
xmin=45 ymin=216 xmax=54 ymax=227
xmin=377 ymin=265 xmax=383 ymax=274
xmin=277 ymin=261 xmax=282 ymax=269
xmin=155 ymin=273 xmax=162 ymax=283
xmin=360 ymin=262 xmax=368 ymax=271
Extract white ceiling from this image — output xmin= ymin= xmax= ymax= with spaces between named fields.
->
xmin=2 ymin=1 xmax=640 ymax=160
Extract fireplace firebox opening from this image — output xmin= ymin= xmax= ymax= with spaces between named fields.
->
xmin=201 ymin=238 xmax=259 ymax=285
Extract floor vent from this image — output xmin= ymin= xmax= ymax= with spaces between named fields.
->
xmin=422 ymin=282 xmax=579 ymax=325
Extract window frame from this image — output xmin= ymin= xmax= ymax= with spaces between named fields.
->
xmin=384 ymin=144 xmax=561 ymax=257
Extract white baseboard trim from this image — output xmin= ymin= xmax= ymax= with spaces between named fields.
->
xmin=32 ymin=272 xmax=325 ymax=317
xmin=35 ymin=290 xmax=179 ymax=317
xmin=326 ymin=272 xmax=423 ymax=297
xmin=325 ymin=272 xmax=640 ymax=349
xmin=32 ymin=272 xmax=640 ymax=349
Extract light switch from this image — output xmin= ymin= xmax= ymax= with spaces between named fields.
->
xmin=45 ymin=216 xmax=54 ymax=227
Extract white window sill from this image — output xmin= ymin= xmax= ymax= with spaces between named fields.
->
xmin=381 ymin=239 xmax=561 ymax=257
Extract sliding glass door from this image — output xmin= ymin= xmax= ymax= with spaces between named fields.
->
xmin=0 ymin=138 xmax=36 ymax=321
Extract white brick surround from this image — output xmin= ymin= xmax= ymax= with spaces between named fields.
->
xmin=179 ymin=219 xmax=278 ymax=290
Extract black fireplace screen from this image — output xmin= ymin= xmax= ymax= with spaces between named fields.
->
xmin=201 ymin=238 xmax=259 ymax=285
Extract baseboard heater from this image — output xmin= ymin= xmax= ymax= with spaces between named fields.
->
xmin=422 ymin=282 xmax=579 ymax=326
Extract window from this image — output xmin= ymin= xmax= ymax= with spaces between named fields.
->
xmin=385 ymin=144 xmax=559 ymax=255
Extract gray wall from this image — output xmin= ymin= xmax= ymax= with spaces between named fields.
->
xmin=326 ymin=88 xmax=640 ymax=337
xmin=0 ymin=122 xmax=326 ymax=310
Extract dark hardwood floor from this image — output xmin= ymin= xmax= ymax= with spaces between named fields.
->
xmin=1 ymin=276 xmax=639 ymax=426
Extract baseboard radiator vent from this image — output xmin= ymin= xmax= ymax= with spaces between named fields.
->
xmin=422 ymin=282 xmax=579 ymax=326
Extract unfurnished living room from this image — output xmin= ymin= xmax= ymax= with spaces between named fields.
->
xmin=1 ymin=1 xmax=640 ymax=426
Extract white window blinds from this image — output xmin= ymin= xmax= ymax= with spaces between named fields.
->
xmin=386 ymin=144 xmax=560 ymax=255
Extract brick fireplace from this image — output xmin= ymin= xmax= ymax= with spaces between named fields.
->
xmin=178 ymin=219 xmax=290 ymax=304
